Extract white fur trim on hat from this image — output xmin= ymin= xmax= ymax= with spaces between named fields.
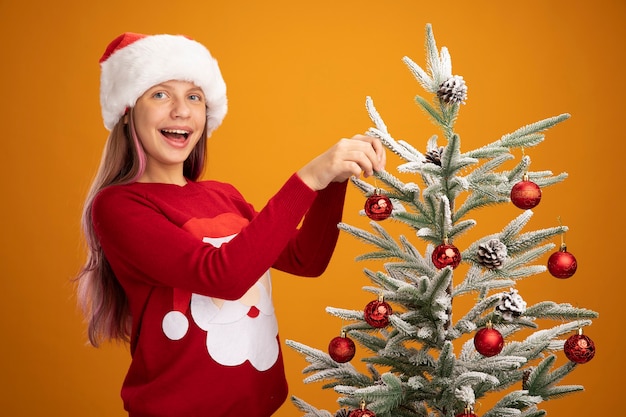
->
xmin=99 ymin=33 xmax=227 ymax=135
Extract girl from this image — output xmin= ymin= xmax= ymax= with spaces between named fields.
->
xmin=76 ymin=32 xmax=386 ymax=416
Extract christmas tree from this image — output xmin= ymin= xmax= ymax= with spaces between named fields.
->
xmin=286 ymin=24 xmax=598 ymax=417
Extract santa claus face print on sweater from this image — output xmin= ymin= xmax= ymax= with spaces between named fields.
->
xmin=161 ymin=214 xmax=279 ymax=371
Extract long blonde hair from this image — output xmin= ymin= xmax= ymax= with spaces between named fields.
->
xmin=76 ymin=110 xmax=208 ymax=346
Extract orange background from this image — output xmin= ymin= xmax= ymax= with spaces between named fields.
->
xmin=0 ymin=0 xmax=624 ymax=415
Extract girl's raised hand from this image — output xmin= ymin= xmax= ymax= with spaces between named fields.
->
xmin=297 ymin=134 xmax=386 ymax=191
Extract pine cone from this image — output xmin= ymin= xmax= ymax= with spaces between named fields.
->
xmin=437 ymin=75 xmax=468 ymax=104
xmin=522 ymin=368 xmax=533 ymax=390
xmin=425 ymin=146 xmax=444 ymax=166
xmin=477 ymin=238 xmax=507 ymax=269
xmin=495 ymin=288 xmax=527 ymax=321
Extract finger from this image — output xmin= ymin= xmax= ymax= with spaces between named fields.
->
xmin=370 ymin=138 xmax=386 ymax=169
xmin=345 ymin=149 xmax=375 ymax=178
xmin=359 ymin=141 xmax=384 ymax=174
xmin=350 ymin=135 xmax=386 ymax=171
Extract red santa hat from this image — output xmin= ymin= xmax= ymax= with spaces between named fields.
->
xmin=99 ymin=32 xmax=227 ymax=135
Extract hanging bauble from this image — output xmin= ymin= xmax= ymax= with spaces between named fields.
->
xmin=364 ymin=296 xmax=392 ymax=328
xmin=432 ymin=239 xmax=462 ymax=269
xmin=547 ymin=244 xmax=577 ymax=279
xmin=348 ymin=401 xmax=376 ymax=417
xmin=510 ymin=174 xmax=542 ymax=209
xmin=474 ymin=323 xmax=504 ymax=357
xmin=328 ymin=331 xmax=356 ymax=363
xmin=564 ymin=329 xmax=596 ymax=364
xmin=364 ymin=192 xmax=392 ymax=221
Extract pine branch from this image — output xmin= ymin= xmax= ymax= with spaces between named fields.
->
xmin=483 ymin=391 xmax=543 ymax=417
xmin=440 ymin=134 xmax=478 ymax=179
xmin=541 ymin=384 xmax=584 ymax=399
xmin=453 ymin=266 xmax=517 ymax=297
xmin=338 ymin=372 xmax=407 ymax=415
xmin=414 ymin=94 xmax=447 ymax=126
xmin=348 ymin=330 xmax=389 ymax=355
xmin=529 ymin=172 xmax=568 ymax=188
xmin=505 ymin=155 xmax=531 ymax=182
xmin=285 ymin=339 xmax=372 ymax=387
xmin=325 ymin=306 xmax=365 ymax=322
xmin=338 ymin=222 xmax=407 ymax=261
xmin=286 ymin=339 xmax=354 ymax=371
xmin=307 ymin=368 xmax=369 ymax=388
xmin=448 ymin=219 xmax=476 ymax=241
xmin=521 ymin=411 xmax=547 ymax=417
xmin=453 ymin=189 xmax=509 ymax=221
xmin=366 ymin=125 xmax=424 ymax=164
xmin=524 ymin=302 xmax=599 ymax=321
xmin=453 ymin=209 xmax=566 ymax=260
xmin=465 ymin=146 xmax=512 ymax=160
xmin=452 ymin=293 xmax=501 ymax=333
xmin=435 ymin=341 xmax=456 ymax=378
xmin=403 ymin=55 xmax=433 ymax=93
xmin=468 ymin=114 xmax=570 ymax=153
xmin=290 ymin=396 xmax=335 ymax=417
xmin=524 ymin=320 xmax=592 ymax=346
xmin=375 ymin=170 xmax=422 ymax=200
xmin=455 ymin=371 xmax=500 ymax=388
xmin=365 ymin=95 xmax=389 ymax=134
xmin=498 ymin=114 xmax=571 ymax=149
xmin=525 ymin=355 xmax=584 ymax=401
xmin=385 ymin=259 xmax=434 ymax=282
xmin=425 ymin=23 xmax=443 ymax=88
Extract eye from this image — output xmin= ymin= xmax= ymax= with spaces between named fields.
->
xmin=153 ymin=91 xmax=167 ymax=99
xmin=189 ymin=93 xmax=204 ymax=102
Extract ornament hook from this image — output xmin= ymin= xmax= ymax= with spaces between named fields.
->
xmin=557 ymin=216 xmax=567 ymax=250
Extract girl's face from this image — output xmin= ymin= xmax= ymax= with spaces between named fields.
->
xmin=132 ymin=80 xmax=207 ymax=183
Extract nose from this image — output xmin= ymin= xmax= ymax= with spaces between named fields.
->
xmin=171 ymin=97 xmax=191 ymax=118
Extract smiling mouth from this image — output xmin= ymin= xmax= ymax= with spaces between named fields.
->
xmin=161 ymin=129 xmax=190 ymax=140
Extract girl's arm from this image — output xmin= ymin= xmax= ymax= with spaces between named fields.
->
xmin=273 ymin=179 xmax=348 ymax=277
xmin=273 ymin=134 xmax=386 ymax=276
xmin=93 ymin=174 xmax=318 ymax=301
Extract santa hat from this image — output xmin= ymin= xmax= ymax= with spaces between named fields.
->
xmin=99 ymin=32 xmax=227 ymax=135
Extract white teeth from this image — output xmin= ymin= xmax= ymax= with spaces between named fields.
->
xmin=162 ymin=129 xmax=190 ymax=134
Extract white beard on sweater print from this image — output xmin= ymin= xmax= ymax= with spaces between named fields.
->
xmin=162 ymin=233 xmax=279 ymax=372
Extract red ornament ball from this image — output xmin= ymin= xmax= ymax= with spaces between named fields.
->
xmin=349 ymin=408 xmax=376 ymax=417
xmin=328 ymin=335 xmax=356 ymax=363
xmin=547 ymin=248 xmax=577 ymax=279
xmin=365 ymin=194 xmax=392 ymax=221
xmin=510 ymin=180 xmax=542 ymax=209
xmin=432 ymin=243 xmax=462 ymax=269
xmin=455 ymin=413 xmax=477 ymax=417
xmin=564 ymin=333 xmax=596 ymax=364
xmin=364 ymin=299 xmax=392 ymax=328
xmin=474 ymin=327 xmax=504 ymax=357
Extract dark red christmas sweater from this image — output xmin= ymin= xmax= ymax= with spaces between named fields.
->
xmin=92 ymin=173 xmax=347 ymax=417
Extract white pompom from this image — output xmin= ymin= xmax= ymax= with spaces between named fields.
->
xmin=162 ymin=311 xmax=189 ymax=340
